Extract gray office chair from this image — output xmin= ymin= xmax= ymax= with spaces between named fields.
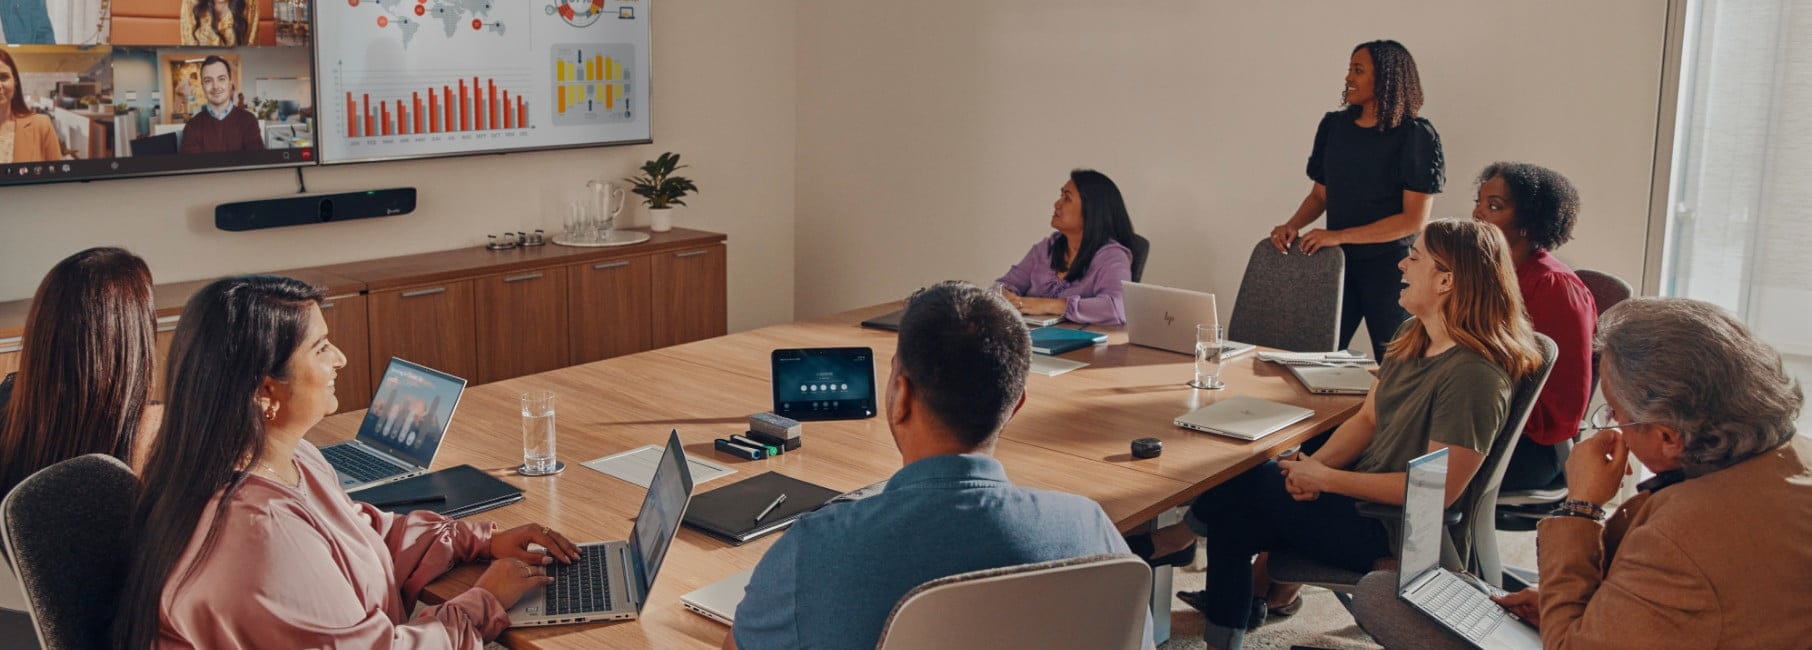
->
xmin=874 ymin=553 xmax=1152 ymax=650
xmin=1348 ymin=570 xmax=1474 ymax=650
xmin=1127 ymin=233 xmax=1152 ymax=283
xmin=1269 ymin=334 xmax=1558 ymax=601
xmin=1227 ymin=239 xmax=1344 ymax=352
xmin=1495 ymin=269 xmax=1633 ymax=586
xmin=1 ymin=454 xmax=138 ymax=650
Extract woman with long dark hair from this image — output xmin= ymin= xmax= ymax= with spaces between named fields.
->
xmin=179 ymin=0 xmax=258 ymax=46
xmin=1270 ymin=39 xmax=1443 ymax=356
xmin=1170 ymin=220 xmax=1538 ymax=649
xmin=996 ymin=169 xmax=1138 ymax=325
xmin=112 ymin=275 xmax=580 ymax=648
xmin=0 ymin=247 xmax=158 ymax=611
xmin=0 ymin=49 xmax=65 ymax=163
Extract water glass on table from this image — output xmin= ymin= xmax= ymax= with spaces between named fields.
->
xmin=519 ymin=390 xmax=563 ymax=475
xmin=1191 ymin=324 xmax=1227 ymax=390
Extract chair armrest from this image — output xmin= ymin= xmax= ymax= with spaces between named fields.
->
xmin=1354 ymin=501 xmax=1461 ymax=524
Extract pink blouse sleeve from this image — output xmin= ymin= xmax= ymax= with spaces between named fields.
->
xmin=168 ymin=510 xmax=508 ymax=648
xmin=354 ymin=501 xmax=496 ymax=604
xmin=1062 ymin=246 xmax=1130 ymax=325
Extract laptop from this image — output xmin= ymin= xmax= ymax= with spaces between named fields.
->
xmin=1398 ymin=449 xmax=1541 ymax=649
xmin=322 ymin=358 xmax=467 ymax=492
xmin=1172 ymin=395 xmax=1314 ymax=441
xmin=1287 ymin=365 xmax=1375 ymax=395
xmin=509 ymin=430 xmax=696 ymax=626
xmin=679 ymin=568 xmax=754 ymax=625
xmin=1122 ymin=281 xmax=1255 ymax=358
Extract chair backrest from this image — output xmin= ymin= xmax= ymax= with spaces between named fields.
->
xmin=1574 ymin=269 xmax=1632 ymax=318
xmin=874 ymin=553 xmax=1151 ymax=650
xmin=1227 ymin=239 xmax=1345 ymax=352
xmin=1451 ymin=333 xmax=1557 ymax=583
xmin=1126 ymin=234 xmax=1151 ymax=284
xmin=1 ymin=454 xmax=138 ymax=650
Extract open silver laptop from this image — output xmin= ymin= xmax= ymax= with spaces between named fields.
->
xmin=1399 ymin=449 xmax=1541 ymax=649
xmin=1173 ymin=396 xmax=1313 ymax=441
xmin=1287 ymin=365 xmax=1375 ymax=395
xmin=680 ymin=568 xmax=754 ymax=625
xmin=510 ymin=430 xmax=696 ymax=626
xmin=322 ymin=358 xmax=466 ymax=492
xmin=1122 ymin=281 xmax=1254 ymax=358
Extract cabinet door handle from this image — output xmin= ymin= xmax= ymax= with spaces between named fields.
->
xmin=504 ymin=272 xmax=545 ymax=283
xmin=592 ymin=260 xmax=630 ymax=270
xmin=155 ymin=315 xmax=181 ymax=333
xmin=675 ymin=249 xmax=709 ymax=259
xmin=0 ymin=337 xmax=21 ymax=354
xmin=320 ymin=301 xmax=336 ymax=310
xmin=401 ymin=287 xmax=448 ymax=298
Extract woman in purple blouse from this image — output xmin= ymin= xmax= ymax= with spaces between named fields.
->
xmin=996 ymin=169 xmax=1139 ymax=325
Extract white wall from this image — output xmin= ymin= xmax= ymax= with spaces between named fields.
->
xmin=794 ymin=1 xmax=1668 ymax=327
xmin=1 ymin=1 xmax=798 ymax=334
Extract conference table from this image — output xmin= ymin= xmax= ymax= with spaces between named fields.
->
xmin=305 ymin=303 xmax=1363 ymax=649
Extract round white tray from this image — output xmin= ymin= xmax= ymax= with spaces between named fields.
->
xmin=551 ymin=230 xmax=652 ymax=247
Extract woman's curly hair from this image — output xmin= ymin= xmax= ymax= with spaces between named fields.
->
xmin=1478 ymin=162 xmax=1581 ymax=251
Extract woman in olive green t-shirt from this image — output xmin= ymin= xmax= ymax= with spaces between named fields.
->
xmin=1172 ymin=219 xmax=1543 ymax=649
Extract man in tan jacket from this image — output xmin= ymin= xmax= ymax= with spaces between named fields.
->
xmin=1492 ymin=298 xmax=1812 ymax=649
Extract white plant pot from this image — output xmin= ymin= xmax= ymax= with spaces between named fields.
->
xmin=649 ymin=207 xmax=674 ymax=232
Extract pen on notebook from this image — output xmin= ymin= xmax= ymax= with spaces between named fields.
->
xmin=754 ymin=493 xmax=788 ymax=523
xmin=369 ymin=495 xmax=447 ymax=508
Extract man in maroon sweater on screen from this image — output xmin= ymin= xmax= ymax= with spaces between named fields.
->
xmin=181 ymin=56 xmax=265 ymax=153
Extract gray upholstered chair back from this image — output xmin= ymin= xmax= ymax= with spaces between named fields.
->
xmin=1 ymin=454 xmax=137 ymax=650
xmin=1228 ymin=239 xmax=1345 ymax=352
xmin=1575 ymin=269 xmax=1632 ymax=318
xmin=1453 ymin=333 xmax=1557 ymax=585
xmin=874 ymin=553 xmax=1151 ymax=650
xmin=1126 ymin=234 xmax=1151 ymax=283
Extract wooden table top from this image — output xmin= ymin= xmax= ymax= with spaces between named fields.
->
xmin=303 ymin=303 xmax=1361 ymax=649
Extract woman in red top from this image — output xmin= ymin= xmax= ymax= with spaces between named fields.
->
xmin=1471 ymin=162 xmax=1597 ymax=490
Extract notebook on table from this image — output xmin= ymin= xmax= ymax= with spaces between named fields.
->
xmin=349 ymin=464 xmax=523 ymax=519
xmin=1030 ymin=326 xmax=1108 ymax=355
xmin=1287 ymin=365 xmax=1376 ymax=395
xmin=860 ymin=308 xmax=1062 ymax=332
xmin=1397 ymin=449 xmax=1541 ymax=649
xmin=681 ymin=472 xmax=842 ymax=545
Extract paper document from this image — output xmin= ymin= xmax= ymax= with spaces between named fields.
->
xmin=1030 ymin=355 xmax=1088 ymax=377
xmin=584 ymin=445 xmax=736 ymax=488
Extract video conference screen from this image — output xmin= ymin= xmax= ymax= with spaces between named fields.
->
xmin=1 ymin=0 xmax=315 ymax=185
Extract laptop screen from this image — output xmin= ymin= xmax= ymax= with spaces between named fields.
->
xmin=629 ymin=431 xmax=696 ymax=607
xmin=1399 ymin=448 xmax=1450 ymax=591
xmin=356 ymin=358 xmax=468 ymax=469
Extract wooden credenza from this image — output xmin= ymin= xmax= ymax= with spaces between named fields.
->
xmin=0 ymin=228 xmax=727 ymax=415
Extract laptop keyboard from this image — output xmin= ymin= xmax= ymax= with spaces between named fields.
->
xmin=546 ymin=550 xmax=612 ymax=615
xmin=1408 ymin=571 xmax=1506 ymax=643
xmin=322 ymin=445 xmax=405 ymax=483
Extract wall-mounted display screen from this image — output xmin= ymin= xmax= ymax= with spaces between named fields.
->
xmin=1 ymin=0 xmax=653 ymax=186
xmin=312 ymin=0 xmax=651 ymax=164
xmin=1 ymin=0 xmax=317 ymax=186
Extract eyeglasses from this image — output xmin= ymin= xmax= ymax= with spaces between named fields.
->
xmin=1579 ymin=403 xmax=1655 ymax=432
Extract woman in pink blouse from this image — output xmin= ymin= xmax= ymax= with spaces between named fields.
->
xmin=996 ymin=169 xmax=1139 ymax=325
xmin=112 ymin=275 xmax=581 ymax=649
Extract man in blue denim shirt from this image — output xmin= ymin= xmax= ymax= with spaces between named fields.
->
xmin=725 ymin=281 xmax=1147 ymax=649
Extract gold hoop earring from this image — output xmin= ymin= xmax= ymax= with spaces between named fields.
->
xmin=263 ymin=404 xmax=279 ymax=421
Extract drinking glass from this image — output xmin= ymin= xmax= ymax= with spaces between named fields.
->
xmin=1191 ymin=324 xmax=1226 ymax=390
xmin=519 ymin=390 xmax=561 ymax=475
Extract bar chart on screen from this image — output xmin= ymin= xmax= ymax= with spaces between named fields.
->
xmin=550 ymin=43 xmax=634 ymax=125
xmin=332 ymin=63 xmax=534 ymax=157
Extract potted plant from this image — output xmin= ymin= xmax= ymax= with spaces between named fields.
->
xmin=625 ymin=151 xmax=698 ymax=232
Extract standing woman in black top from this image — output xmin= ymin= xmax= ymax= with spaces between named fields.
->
xmin=1270 ymin=39 xmax=1444 ymax=356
